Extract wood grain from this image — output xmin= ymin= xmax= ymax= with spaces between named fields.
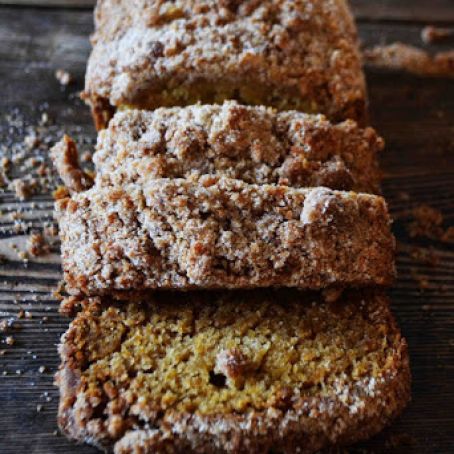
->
xmin=1 ymin=0 xmax=454 ymax=23
xmin=352 ymin=0 xmax=454 ymax=23
xmin=0 ymin=4 xmax=453 ymax=454
xmin=0 ymin=0 xmax=94 ymax=6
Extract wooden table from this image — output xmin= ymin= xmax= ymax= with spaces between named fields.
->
xmin=0 ymin=2 xmax=453 ymax=453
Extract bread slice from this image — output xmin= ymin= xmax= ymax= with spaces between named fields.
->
xmin=83 ymin=0 xmax=366 ymax=129
xmin=56 ymin=289 xmax=410 ymax=453
xmin=56 ymin=177 xmax=395 ymax=297
xmin=88 ymin=103 xmax=382 ymax=193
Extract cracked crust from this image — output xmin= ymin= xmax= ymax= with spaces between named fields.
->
xmin=88 ymin=103 xmax=382 ymax=193
xmin=56 ymin=289 xmax=411 ymax=453
xmin=84 ymin=0 xmax=367 ymax=129
xmin=56 ymin=177 xmax=395 ymax=297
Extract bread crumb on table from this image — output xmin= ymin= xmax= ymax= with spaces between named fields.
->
xmin=407 ymin=204 xmax=453 ymax=242
xmin=27 ymin=232 xmax=50 ymax=257
xmin=55 ymin=69 xmax=73 ymax=86
xmin=363 ymin=43 xmax=454 ymax=78
xmin=421 ymin=26 xmax=453 ymax=44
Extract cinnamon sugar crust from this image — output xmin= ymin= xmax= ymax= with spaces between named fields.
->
xmin=90 ymin=103 xmax=383 ymax=193
xmin=56 ymin=177 xmax=395 ymax=296
xmin=56 ymin=289 xmax=411 ymax=453
xmin=84 ymin=0 xmax=367 ymax=129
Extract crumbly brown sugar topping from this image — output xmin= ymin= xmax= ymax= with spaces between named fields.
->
xmin=90 ymin=103 xmax=382 ymax=193
xmin=57 ymin=176 xmax=395 ymax=296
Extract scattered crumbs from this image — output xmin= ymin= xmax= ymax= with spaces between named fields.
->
xmin=397 ymin=191 xmax=410 ymax=201
xmin=0 ymin=171 xmax=6 ymax=188
xmin=17 ymin=309 xmax=25 ymax=319
xmin=40 ymin=112 xmax=50 ymax=126
xmin=0 ymin=107 xmax=95 ymax=209
xmin=36 ymin=404 xmax=43 ymax=413
xmin=363 ymin=43 xmax=454 ymax=78
xmin=15 ymin=369 xmax=22 ymax=375
xmin=407 ymin=204 xmax=453 ymax=242
xmin=418 ymin=278 xmax=430 ymax=290
xmin=17 ymin=250 xmax=29 ymax=262
xmin=386 ymin=432 xmax=417 ymax=448
xmin=321 ymin=287 xmax=343 ymax=303
xmin=0 ymin=318 xmax=15 ymax=332
xmin=55 ymin=69 xmax=73 ymax=86
xmin=441 ymin=226 xmax=454 ymax=243
xmin=27 ymin=232 xmax=50 ymax=257
xmin=38 ymin=366 xmax=46 ymax=374
xmin=12 ymin=178 xmax=34 ymax=200
xmin=410 ymin=246 xmax=440 ymax=267
xmin=421 ymin=26 xmax=453 ymax=44
xmin=0 ymin=319 xmax=8 ymax=332
xmin=44 ymin=223 xmax=58 ymax=237
xmin=24 ymin=133 xmax=40 ymax=150
xmin=5 ymin=336 xmax=15 ymax=346
xmin=410 ymin=269 xmax=432 ymax=292
xmin=0 ymin=349 xmax=5 ymax=356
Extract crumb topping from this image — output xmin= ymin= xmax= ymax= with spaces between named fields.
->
xmin=56 ymin=176 xmax=395 ymax=296
xmin=89 ymin=103 xmax=382 ymax=193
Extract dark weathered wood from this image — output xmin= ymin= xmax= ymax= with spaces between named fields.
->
xmin=0 ymin=0 xmax=94 ymax=6
xmin=0 ymin=4 xmax=453 ymax=454
xmin=2 ymin=0 xmax=454 ymax=23
xmin=352 ymin=0 xmax=454 ymax=23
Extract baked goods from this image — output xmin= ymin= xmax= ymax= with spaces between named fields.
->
xmin=90 ymin=103 xmax=382 ymax=193
xmin=53 ymin=2 xmax=410 ymax=451
xmin=56 ymin=289 xmax=411 ymax=453
xmin=51 ymin=135 xmax=94 ymax=194
xmin=83 ymin=0 xmax=366 ymax=129
xmin=56 ymin=177 xmax=395 ymax=296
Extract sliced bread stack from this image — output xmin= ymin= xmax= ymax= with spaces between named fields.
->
xmin=53 ymin=2 xmax=410 ymax=453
